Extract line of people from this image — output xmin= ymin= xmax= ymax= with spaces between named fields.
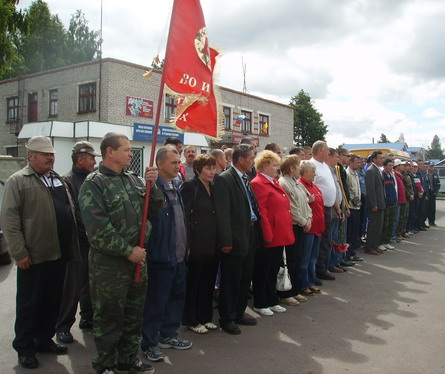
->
xmin=0 ymin=134 xmax=440 ymax=374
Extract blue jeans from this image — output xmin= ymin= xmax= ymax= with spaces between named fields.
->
xmin=299 ymin=234 xmax=321 ymax=290
xmin=328 ymin=218 xmax=342 ymax=270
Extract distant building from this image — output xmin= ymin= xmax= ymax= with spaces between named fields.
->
xmin=0 ymin=58 xmax=293 ymax=173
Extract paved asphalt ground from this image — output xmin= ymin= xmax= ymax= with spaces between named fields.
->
xmin=1 ymin=201 xmax=445 ymax=374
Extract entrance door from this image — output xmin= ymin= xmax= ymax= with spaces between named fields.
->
xmin=28 ymin=93 xmax=38 ymax=122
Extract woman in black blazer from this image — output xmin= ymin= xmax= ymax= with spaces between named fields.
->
xmin=181 ymin=154 xmax=219 ymax=334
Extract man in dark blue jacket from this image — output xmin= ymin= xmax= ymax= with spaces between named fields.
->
xmin=427 ymin=163 xmax=441 ymax=226
xmin=141 ymin=146 xmax=192 ymax=363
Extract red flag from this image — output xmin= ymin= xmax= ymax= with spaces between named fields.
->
xmin=163 ymin=0 xmax=220 ymax=138
xmin=175 ymin=48 xmax=222 ymax=138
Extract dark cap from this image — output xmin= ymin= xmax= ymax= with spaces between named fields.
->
xmin=72 ymin=141 xmax=100 ymax=157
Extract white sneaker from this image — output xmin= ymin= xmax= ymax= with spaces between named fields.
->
xmin=254 ymin=307 xmax=274 ymax=316
xmin=269 ymin=305 xmax=287 ymax=313
xmin=378 ymin=245 xmax=387 ymax=251
xmin=384 ymin=243 xmax=395 ymax=250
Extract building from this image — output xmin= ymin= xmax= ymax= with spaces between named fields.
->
xmin=0 ymin=58 xmax=293 ymax=174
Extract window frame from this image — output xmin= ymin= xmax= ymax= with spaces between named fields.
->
xmin=6 ymin=96 xmax=19 ymax=123
xmin=164 ymin=94 xmax=177 ymax=120
xmin=240 ymin=110 xmax=252 ymax=134
xmin=259 ymin=113 xmax=270 ymax=136
xmin=49 ymin=89 xmax=58 ymax=117
xmin=78 ymin=82 xmax=96 ymax=114
xmin=223 ymin=106 xmax=232 ymax=130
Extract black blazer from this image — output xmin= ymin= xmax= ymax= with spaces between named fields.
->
xmin=180 ymin=177 xmax=217 ymax=256
xmin=213 ymin=167 xmax=253 ymax=257
xmin=365 ymin=164 xmax=386 ymax=209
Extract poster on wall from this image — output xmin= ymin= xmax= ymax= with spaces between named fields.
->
xmin=133 ymin=123 xmax=184 ymax=143
xmin=126 ymin=96 xmax=154 ymax=118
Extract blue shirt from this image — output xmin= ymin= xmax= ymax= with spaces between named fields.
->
xmin=233 ymin=166 xmax=258 ymax=222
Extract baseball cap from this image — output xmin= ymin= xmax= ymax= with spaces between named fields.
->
xmin=72 ymin=141 xmax=101 ymax=157
xmin=25 ymin=136 xmax=56 ymax=153
xmin=394 ymin=159 xmax=402 ymax=166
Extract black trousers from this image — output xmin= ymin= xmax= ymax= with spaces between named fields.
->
xmin=277 ymin=225 xmax=304 ymax=298
xmin=428 ymin=193 xmax=437 ymax=224
xmin=218 ymin=224 xmax=258 ymax=323
xmin=347 ymin=209 xmax=361 ymax=257
xmin=56 ymin=247 xmax=93 ymax=332
xmin=316 ymin=206 xmax=333 ymax=274
xmin=13 ymin=258 xmax=66 ymax=356
xmin=365 ymin=209 xmax=384 ymax=251
xmin=182 ymin=253 xmax=219 ymax=327
xmin=252 ymin=245 xmax=283 ymax=308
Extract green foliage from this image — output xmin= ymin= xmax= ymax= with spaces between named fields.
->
xmin=427 ymin=135 xmax=445 ymax=160
xmin=0 ymin=0 xmax=28 ymax=79
xmin=377 ymin=133 xmax=390 ymax=143
xmin=290 ymin=89 xmax=327 ymax=146
xmin=150 ymin=58 xmax=164 ymax=70
xmin=66 ymin=10 xmax=101 ymax=64
xmin=0 ymin=0 xmax=100 ymax=79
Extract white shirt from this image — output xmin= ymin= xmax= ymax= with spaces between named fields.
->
xmin=310 ymin=158 xmax=336 ymax=207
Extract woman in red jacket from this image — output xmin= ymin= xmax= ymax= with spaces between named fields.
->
xmin=251 ymin=151 xmax=295 ymax=316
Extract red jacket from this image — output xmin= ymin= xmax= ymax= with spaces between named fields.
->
xmin=299 ymin=177 xmax=325 ymax=237
xmin=394 ymin=171 xmax=407 ymax=204
xmin=251 ymin=173 xmax=295 ymax=248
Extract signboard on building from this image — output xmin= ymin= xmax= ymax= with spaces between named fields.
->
xmin=126 ymin=96 xmax=154 ymax=118
xmin=133 ymin=123 xmax=184 ymax=143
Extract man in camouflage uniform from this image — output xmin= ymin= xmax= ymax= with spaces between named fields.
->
xmin=79 ymin=132 xmax=162 ymax=374
xmin=398 ymin=161 xmax=414 ymax=238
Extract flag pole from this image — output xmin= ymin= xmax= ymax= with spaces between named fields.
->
xmin=135 ymin=0 xmax=178 ymax=282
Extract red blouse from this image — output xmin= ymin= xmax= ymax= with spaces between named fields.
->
xmin=298 ymin=177 xmax=325 ymax=237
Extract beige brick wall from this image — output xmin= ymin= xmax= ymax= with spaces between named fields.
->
xmin=0 ymin=58 xmax=293 ymax=155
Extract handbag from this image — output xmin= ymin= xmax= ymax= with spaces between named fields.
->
xmin=276 ymin=251 xmax=292 ymax=292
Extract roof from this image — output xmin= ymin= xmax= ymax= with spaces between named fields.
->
xmin=343 ymin=142 xmax=408 ymax=151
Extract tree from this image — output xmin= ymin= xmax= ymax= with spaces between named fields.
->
xmin=377 ymin=133 xmax=390 ymax=143
xmin=0 ymin=0 xmax=28 ymax=79
xmin=18 ymin=0 xmax=67 ymax=74
xmin=290 ymin=89 xmax=327 ymax=146
xmin=65 ymin=10 xmax=100 ymax=65
xmin=427 ymin=135 xmax=445 ymax=160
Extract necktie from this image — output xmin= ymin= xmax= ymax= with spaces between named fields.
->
xmin=242 ymin=173 xmax=259 ymax=217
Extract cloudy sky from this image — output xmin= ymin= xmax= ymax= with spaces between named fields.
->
xmin=18 ymin=0 xmax=445 ymax=150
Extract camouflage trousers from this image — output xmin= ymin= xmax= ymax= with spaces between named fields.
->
xmin=89 ymin=251 xmax=147 ymax=372
xmin=380 ymin=205 xmax=395 ymax=245
xmin=397 ymin=203 xmax=408 ymax=237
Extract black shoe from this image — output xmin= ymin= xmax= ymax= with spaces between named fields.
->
xmin=351 ymin=255 xmax=364 ymax=262
xmin=116 ymin=360 xmax=154 ymax=373
xmin=235 ymin=315 xmax=257 ymax=326
xmin=315 ymin=278 xmax=323 ymax=286
xmin=97 ymin=368 xmax=117 ymax=374
xmin=37 ymin=341 xmax=68 ymax=355
xmin=341 ymin=260 xmax=355 ymax=267
xmin=430 ymin=223 xmax=437 ymax=227
xmin=419 ymin=228 xmax=427 ymax=231
xmin=317 ymin=271 xmax=336 ymax=280
xmin=79 ymin=319 xmax=94 ymax=330
xmin=220 ymin=321 xmax=241 ymax=335
xmin=56 ymin=331 xmax=74 ymax=344
xmin=338 ymin=266 xmax=348 ymax=272
xmin=18 ymin=355 xmax=39 ymax=369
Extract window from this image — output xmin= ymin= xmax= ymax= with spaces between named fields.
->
xmin=165 ymin=94 xmax=177 ymax=120
xmin=241 ymin=110 xmax=252 ymax=134
xmin=6 ymin=147 xmax=18 ymax=157
xmin=259 ymin=114 xmax=269 ymax=136
xmin=223 ymin=106 xmax=231 ymax=130
xmin=28 ymin=93 xmax=38 ymax=122
xmin=49 ymin=89 xmax=58 ymax=117
xmin=7 ymin=97 xmax=19 ymax=122
xmin=78 ymin=83 xmax=96 ymax=113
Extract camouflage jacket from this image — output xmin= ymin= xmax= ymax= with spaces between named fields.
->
xmin=79 ymin=163 xmax=163 ymax=258
xmin=401 ymin=171 xmax=414 ymax=199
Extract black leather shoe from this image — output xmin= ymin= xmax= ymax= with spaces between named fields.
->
xmin=56 ymin=331 xmax=73 ymax=344
xmin=79 ymin=319 xmax=94 ymax=330
xmin=18 ymin=355 xmax=39 ymax=369
xmin=317 ymin=271 xmax=335 ymax=281
xmin=235 ymin=315 xmax=257 ymax=326
xmin=315 ymin=278 xmax=323 ymax=286
xmin=341 ymin=260 xmax=355 ymax=267
xmin=38 ymin=341 xmax=68 ymax=355
xmin=220 ymin=321 xmax=241 ymax=335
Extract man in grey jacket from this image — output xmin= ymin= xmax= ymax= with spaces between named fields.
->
xmin=0 ymin=136 xmax=79 ymax=369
